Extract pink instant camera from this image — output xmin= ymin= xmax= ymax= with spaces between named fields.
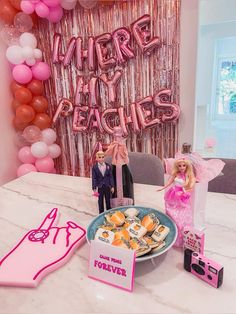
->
xmin=184 ymin=249 xmax=223 ymax=288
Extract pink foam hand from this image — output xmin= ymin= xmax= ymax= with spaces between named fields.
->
xmin=0 ymin=208 xmax=86 ymax=287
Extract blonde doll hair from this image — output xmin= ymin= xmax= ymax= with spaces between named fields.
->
xmin=172 ymin=159 xmax=195 ymax=190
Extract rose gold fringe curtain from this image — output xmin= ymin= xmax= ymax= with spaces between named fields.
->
xmin=37 ymin=0 xmax=180 ymax=177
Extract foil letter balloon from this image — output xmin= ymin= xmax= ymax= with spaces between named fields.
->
xmin=112 ymin=27 xmax=135 ymax=65
xmin=95 ymin=33 xmax=116 ymax=71
xmin=131 ymin=14 xmax=159 ymax=55
xmin=153 ymin=89 xmax=180 ymax=122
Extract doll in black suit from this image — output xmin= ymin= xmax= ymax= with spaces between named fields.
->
xmin=92 ymin=151 xmax=114 ymax=214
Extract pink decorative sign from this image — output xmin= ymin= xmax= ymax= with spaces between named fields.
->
xmin=183 ymin=227 xmax=205 ymax=254
xmin=0 ymin=208 xmax=86 ymax=287
xmin=88 ymin=240 xmax=136 ymax=292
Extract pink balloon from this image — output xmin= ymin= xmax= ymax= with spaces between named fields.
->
xmin=52 ymin=98 xmax=74 ymax=123
xmin=31 ymin=141 xmax=49 ymax=158
xmin=21 ymin=1 xmax=35 ymax=14
xmin=153 ymin=89 xmax=180 ymax=122
xmin=95 ymin=33 xmax=116 ymax=70
xmin=17 ymin=164 xmax=37 ymax=177
xmin=47 ymin=6 xmax=63 ymax=23
xmin=18 ymin=146 xmax=37 ymax=164
xmin=35 ymin=2 xmax=50 ymax=18
xmin=13 ymin=65 xmax=33 ymax=84
xmin=41 ymin=128 xmax=57 ymax=145
xmin=31 ymin=62 xmax=51 ymax=81
xmin=22 ymin=125 xmax=42 ymax=143
xmin=43 ymin=0 xmax=61 ymax=7
xmin=35 ymin=156 xmax=54 ymax=172
xmin=48 ymin=143 xmax=61 ymax=158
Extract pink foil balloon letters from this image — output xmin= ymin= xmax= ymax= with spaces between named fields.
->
xmin=76 ymin=37 xmax=96 ymax=71
xmin=100 ymin=70 xmax=122 ymax=104
xmin=95 ymin=33 xmax=116 ymax=71
xmin=75 ymin=76 xmax=98 ymax=107
xmin=132 ymin=14 xmax=159 ymax=55
xmin=154 ymin=89 xmax=180 ymax=122
xmin=112 ymin=27 xmax=135 ymax=65
xmin=53 ymin=98 xmax=74 ymax=123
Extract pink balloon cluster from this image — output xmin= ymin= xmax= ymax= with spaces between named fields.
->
xmin=6 ymin=32 xmax=51 ymax=84
xmin=21 ymin=0 xmax=63 ymax=23
xmin=17 ymin=126 xmax=61 ymax=177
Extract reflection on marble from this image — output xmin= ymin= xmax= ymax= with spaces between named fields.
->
xmin=0 ymin=172 xmax=236 ymax=314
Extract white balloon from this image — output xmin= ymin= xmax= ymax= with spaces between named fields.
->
xmin=41 ymin=128 xmax=57 ymax=145
xmin=22 ymin=46 xmax=34 ymax=59
xmin=31 ymin=141 xmax=49 ymax=158
xmin=61 ymin=0 xmax=77 ymax=10
xmin=34 ymin=48 xmax=42 ymax=60
xmin=6 ymin=45 xmax=24 ymax=64
xmin=20 ymin=32 xmax=37 ymax=49
xmin=48 ymin=144 xmax=61 ymax=158
xmin=26 ymin=58 xmax=36 ymax=66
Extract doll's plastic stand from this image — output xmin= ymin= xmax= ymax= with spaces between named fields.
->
xmin=0 ymin=208 xmax=86 ymax=287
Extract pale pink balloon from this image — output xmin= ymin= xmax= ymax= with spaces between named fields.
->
xmin=17 ymin=164 xmax=37 ymax=177
xmin=31 ymin=141 xmax=49 ymax=158
xmin=18 ymin=146 xmax=37 ymax=164
xmin=21 ymin=1 xmax=35 ymax=14
xmin=48 ymin=143 xmax=61 ymax=158
xmin=78 ymin=0 xmax=97 ymax=9
xmin=35 ymin=2 xmax=50 ymax=18
xmin=13 ymin=64 xmax=33 ymax=84
xmin=31 ymin=62 xmax=51 ymax=81
xmin=22 ymin=125 xmax=42 ymax=143
xmin=35 ymin=156 xmax=54 ymax=173
xmin=41 ymin=128 xmax=57 ymax=145
xmin=47 ymin=5 xmax=63 ymax=23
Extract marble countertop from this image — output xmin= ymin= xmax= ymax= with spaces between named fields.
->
xmin=0 ymin=172 xmax=236 ymax=314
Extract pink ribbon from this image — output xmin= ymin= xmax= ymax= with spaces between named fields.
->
xmin=105 ymin=141 xmax=129 ymax=165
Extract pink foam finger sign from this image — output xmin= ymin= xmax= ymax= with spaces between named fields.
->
xmin=0 ymin=208 xmax=86 ymax=287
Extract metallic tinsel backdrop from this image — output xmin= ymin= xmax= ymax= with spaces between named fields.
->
xmin=37 ymin=0 xmax=180 ymax=177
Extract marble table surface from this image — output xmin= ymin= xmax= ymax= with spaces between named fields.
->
xmin=0 ymin=172 xmax=236 ymax=314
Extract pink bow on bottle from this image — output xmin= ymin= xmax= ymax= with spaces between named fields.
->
xmin=105 ymin=141 xmax=129 ymax=166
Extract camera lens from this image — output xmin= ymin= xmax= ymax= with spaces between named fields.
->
xmin=199 ymin=260 xmax=205 ymax=267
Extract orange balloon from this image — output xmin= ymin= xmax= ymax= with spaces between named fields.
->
xmin=0 ymin=0 xmax=18 ymax=24
xmin=15 ymin=87 xmax=33 ymax=104
xmin=30 ymin=96 xmax=48 ymax=113
xmin=16 ymin=105 xmax=36 ymax=123
xmin=10 ymin=80 xmax=24 ymax=94
xmin=13 ymin=116 xmax=29 ymax=131
xmin=32 ymin=113 xmax=51 ymax=130
xmin=11 ymin=99 xmax=22 ymax=111
xmin=27 ymin=80 xmax=44 ymax=96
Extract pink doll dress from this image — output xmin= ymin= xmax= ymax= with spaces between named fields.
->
xmin=164 ymin=173 xmax=193 ymax=247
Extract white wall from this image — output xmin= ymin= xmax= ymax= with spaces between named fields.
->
xmin=200 ymin=0 xmax=236 ymax=25
xmin=0 ymin=41 xmax=19 ymax=185
xmin=179 ymin=0 xmax=199 ymax=147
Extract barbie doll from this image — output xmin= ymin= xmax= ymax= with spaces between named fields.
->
xmin=157 ymin=158 xmax=196 ymax=247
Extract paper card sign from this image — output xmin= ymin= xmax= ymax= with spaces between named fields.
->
xmin=88 ymin=240 xmax=136 ymax=292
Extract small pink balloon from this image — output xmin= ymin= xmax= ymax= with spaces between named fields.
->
xmin=35 ymin=156 xmax=54 ymax=173
xmin=78 ymin=0 xmax=97 ymax=9
xmin=22 ymin=125 xmax=42 ymax=143
xmin=43 ymin=0 xmax=61 ymax=7
xmin=21 ymin=1 xmax=35 ymax=14
xmin=35 ymin=2 xmax=50 ymax=17
xmin=17 ymin=164 xmax=37 ymax=177
xmin=18 ymin=146 xmax=37 ymax=164
xmin=14 ymin=12 xmax=33 ymax=33
xmin=31 ymin=62 xmax=51 ymax=81
xmin=48 ymin=143 xmax=61 ymax=158
xmin=13 ymin=64 xmax=33 ymax=84
xmin=47 ymin=5 xmax=63 ymax=23
xmin=41 ymin=128 xmax=57 ymax=145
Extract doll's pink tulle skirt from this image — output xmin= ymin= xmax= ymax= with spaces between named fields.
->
xmin=165 ymin=186 xmax=193 ymax=247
